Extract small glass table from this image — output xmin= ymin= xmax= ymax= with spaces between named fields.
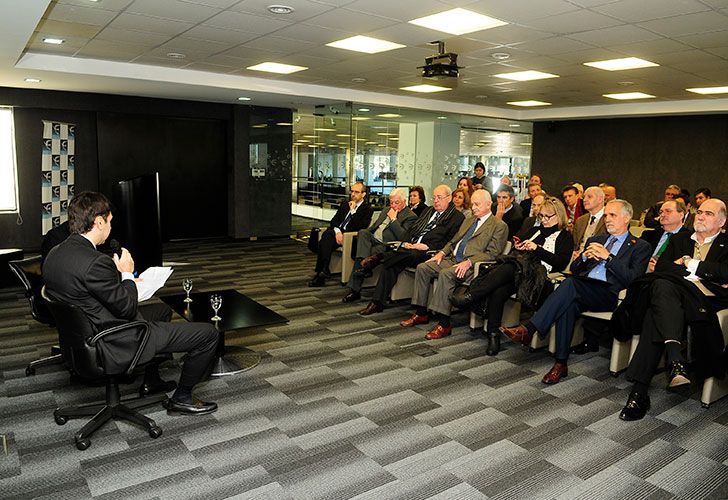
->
xmin=160 ymin=289 xmax=287 ymax=376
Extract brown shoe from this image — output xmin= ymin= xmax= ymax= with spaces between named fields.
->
xmin=359 ymin=302 xmax=383 ymax=316
xmin=400 ymin=313 xmax=429 ymax=327
xmin=542 ymin=362 xmax=568 ymax=384
xmin=360 ymin=253 xmax=383 ymax=271
xmin=499 ymin=325 xmax=532 ymax=345
xmin=425 ymin=324 xmax=452 ymax=340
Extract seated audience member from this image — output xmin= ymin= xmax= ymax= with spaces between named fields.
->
xmin=342 ymin=188 xmax=417 ymax=303
xmin=471 ymin=162 xmax=492 ymax=193
xmin=519 ymin=182 xmax=543 ymax=217
xmin=642 ymin=200 xmax=690 ymax=273
xmin=643 ymin=184 xmax=680 ymax=228
xmin=601 ymin=183 xmax=617 ymax=203
xmin=357 ymin=185 xmax=465 ymax=315
xmin=572 ymin=186 xmax=607 ymax=257
xmin=43 ymin=192 xmax=219 ymax=415
xmin=457 ymin=176 xmax=475 ymax=197
xmin=674 ymin=193 xmax=695 ymax=232
xmin=409 ymin=186 xmax=428 ymax=217
xmin=41 ymin=220 xmax=71 ymax=266
xmin=562 ymin=184 xmax=584 ymax=231
xmin=694 ymin=187 xmax=711 ymax=207
xmin=494 ymin=184 xmax=524 ymax=238
xmin=501 ymin=200 xmax=651 ymax=384
xmin=529 ymin=174 xmax=542 ymax=186
xmin=400 ymin=190 xmax=508 ymax=339
xmin=500 ymin=175 xmax=512 ymax=186
xmin=309 ymin=182 xmax=373 ymax=287
xmin=516 ymin=192 xmax=546 ymax=238
xmin=618 ymin=198 xmax=728 ymax=421
xmin=452 ymin=188 xmax=472 ymax=218
xmin=452 ymin=197 xmax=573 ymax=355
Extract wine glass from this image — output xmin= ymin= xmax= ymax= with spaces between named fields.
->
xmin=210 ymin=294 xmax=222 ymax=321
xmin=182 ymin=278 xmax=193 ymax=303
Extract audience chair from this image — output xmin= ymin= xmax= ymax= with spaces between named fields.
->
xmin=699 ymin=309 xmax=728 ymax=408
xmin=8 ymin=256 xmax=62 ymax=376
xmin=629 ymin=226 xmax=652 ymax=238
xmin=317 ymin=227 xmax=356 ymax=282
xmin=45 ymin=293 xmax=165 ymax=450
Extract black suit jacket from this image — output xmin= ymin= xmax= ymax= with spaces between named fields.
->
xmin=501 ymin=203 xmax=524 ymax=238
xmin=43 ymin=234 xmax=140 ymax=333
xmin=406 ymin=205 xmax=465 ymax=251
xmin=330 ymin=200 xmax=373 ymax=233
xmin=640 ymin=226 xmax=690 ymax=253
xmin=571 ymin=232 xmax=651 ymax=294
xmin=410 ymin=202 xmax=428 ymax=217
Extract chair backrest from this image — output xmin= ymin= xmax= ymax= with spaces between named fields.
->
xmin=8 ymin=256 xmax=54 ymax=326
xmin=44 ymin=293 xmax=103 ymax=380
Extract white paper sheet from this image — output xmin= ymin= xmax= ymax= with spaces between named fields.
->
xmin=135 ymin=266 xmax=173 ymax=302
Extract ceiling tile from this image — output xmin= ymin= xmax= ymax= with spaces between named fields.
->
xmin=95 ymin=27 xmax=172 ymax=45
xmin=228 ymin=0 xmax=336 ymax=22
xmin=464 ymin=0 xmax=581 ymax=23
xmin=675 ymin=30 xmax=728 ymax=48
xmin=109 ymin=12 xmax=195 ymax=35
xmin=202 ymin=11 xmax=292 ymax=33
xmin=270 ymin=24 xmax=352 ymax=44
xmin=75 ymin=38 xmax=150 ymax=60
xmin=182 ymin=25 xmax=260 ymax=45
xmin=567 ymin=25 xmax=660 ymax=47
xmin=303 ymin=8 xmax=399 ymax=32
xmin=704 ymin=45 xmax=728 ymax=58
xmin=525 ymin=9 xmax=625 ymax=34
xmin=550 ymin=46 xmax=623 ymax=63
xmin=130 ymin=54 xmax=191 ymax=67
xmin=57 ymin=0 xmax=134 ymax=10
xmin=35 ymin=19 xmax=103 ymax=38
xmin=638 ymin=11 xmax=728 ymax=37
xmin=607 ymin=37 xmax=694 ymax=57
xmin=126 ymin=0 xmax=222 ymax=22
xmin=514 ymin=36 xmax=596 ymax=55
xmin=364 ymin=23 xmax=452 ymax=46
xmin=179 ymin=61 xmax=238 ymax=72
xmin=465 ymin=24 xmax=552 ymax=44
xmin=241 ymin=36 xmax=318 ymax=54
xmin=344 ymin=0 xmax=446 ymax=22
xmin=156 ymin=36 xmax=236 ymax=55
xmin=592 ymin=0 xmax=710 ymax=22
xmin=45 ymin=3 xmax=120 ymax=26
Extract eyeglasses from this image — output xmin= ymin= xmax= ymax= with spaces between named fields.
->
xmin=432 ymin=195 xmax=450 ymax=201
xmin=350 ymin=190 xmax=364 ymax=194
xmin=537 ymin=213 xmax=556 ymax=220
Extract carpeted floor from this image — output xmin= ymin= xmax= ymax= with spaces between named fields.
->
xmin=1 ymin=238 xmax=727 ymax=499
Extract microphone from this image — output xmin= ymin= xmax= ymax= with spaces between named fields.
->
xmin=109 ymin=239 xmax=122 ymax=259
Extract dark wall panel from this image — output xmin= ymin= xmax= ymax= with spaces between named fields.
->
xmin=97 ymin=112 xmax=227 ymax=240
xmin=532 ymin=115 xmax=728 ymax=214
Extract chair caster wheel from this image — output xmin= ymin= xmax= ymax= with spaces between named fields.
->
xmin=75 ymin=438 xmax=91 ymax=450
xmin=26 ymin=366 xmax=35 ymax=376
xmin=149 ymin=426 xmax=163 ymax=439
xmin=54 ymin=411 xmax=67 ymax=425
xmin=702 ymin=402 xmax=710 ymax=409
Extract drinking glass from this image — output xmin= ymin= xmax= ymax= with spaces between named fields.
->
xmin=182 ymin=278 xmax=193 ymax=303
xmin=210 ymin=294 xmax=222 ymax=321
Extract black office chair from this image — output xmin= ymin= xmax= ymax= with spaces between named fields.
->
xmin=8 ymin=256 xmax=62 ymax=375
xmin=44 ymin=293 xmax=165 ymax=450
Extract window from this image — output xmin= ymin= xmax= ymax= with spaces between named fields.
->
xmin=0 ymin=107 xmax=18 ymax=212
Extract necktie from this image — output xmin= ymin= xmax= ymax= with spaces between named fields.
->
xmin=341 ymin=211 xmax=353 ymax=230
xmin=455 ymin=220 xmax=479 ymax=262
xmin=654 ymin=232 xmax=671 ymax=257
xmin=589 ymin=215 xmax=596 ymax=225
xmin=413 ymin=212 xmax=440 ymax=242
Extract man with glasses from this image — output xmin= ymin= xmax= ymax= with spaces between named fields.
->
xmin=643 ymin=184 xmax=681 ymax=229
xmin=309 ymin=182 xmax=373 ymax=287
xmin=516 ymin=192 xmax=546 ymax=238
xmin=642 ymin=200 xmax=690 ymax=273
xmin=572 ymin=186 xmax=607 ymax=257
xmin=619 ymin=198 xmax=728 ymax=420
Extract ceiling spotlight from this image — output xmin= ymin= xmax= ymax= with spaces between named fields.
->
xmin=267 ymin=5 xmax=294 ymax=14
xmin=492 ymin=52 xmax=510 ymax=60
xmin=24 ymin=78 xmax=41 ymax=83
xmin=351 ymin=77 xmax=368 ymax=83
xmin=617 ymin=81 xmax=635 ymax=86
xmin=42 ymin=38 xmax=64 ymax=45
xmin=357 ymin=108 xmax=370 ymax=112
xmin=237 ymin=96 xmax=251 ymax=101
xmin=475 ymin=95 xmax=488 ymax=99
xmin=166 ymin=52 xmax=186 ymax=59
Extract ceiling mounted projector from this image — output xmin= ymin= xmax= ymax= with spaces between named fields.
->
xmin=418 ymin=41 xmax=461 ymax=80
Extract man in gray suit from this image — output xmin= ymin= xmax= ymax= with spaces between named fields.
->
xmin=399 ymin=189 xmax=509 ymax=339
xmin=342 ymin=188 xmax=417 ymax=302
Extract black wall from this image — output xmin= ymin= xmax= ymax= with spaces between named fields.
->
xmin=532 ymin=115 xmax=728 ymax=214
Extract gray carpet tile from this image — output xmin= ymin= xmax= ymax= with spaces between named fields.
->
xmin=2 ymin=237 xmax=728 ymax=499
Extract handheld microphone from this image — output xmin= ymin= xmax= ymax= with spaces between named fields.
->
xmin=109 ymin=239 xmax=122 ymax=259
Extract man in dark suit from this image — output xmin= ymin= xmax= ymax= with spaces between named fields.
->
xmin=43 ymin=192 xmax=219 ymax=415
xmin=494 ymin=184 xmax=524 ymax=238
xmin=643 ymin=184 xmax=681 ymax=228
xmin=519 ymin=182 xmax=543 ymax=220
xmin=572 ymin=186 xmax=607 ymax=255
xmin=342 ymin=188 xmax=417 ymax=302
xmin=401 ymin=189 xmax=508 ymax=339
xmin=641 ymin=200 xmax=691 ymax=273
xmin=309 ymin=182 xmax=373 ymax=287
xmin=358 ymin=185 xmax=465 ymax=315
xmin=41 ymin=220 xmax=71 ymax=266
xmin=516 ymin=192 xmax=545 ymax=239
xmin=501 ymin=199 xmax=651 ymax=384
xmin=620 ymin=198 xmax=728 ymax=420
xmin=562 ymin=184 xmax=584 ymax=231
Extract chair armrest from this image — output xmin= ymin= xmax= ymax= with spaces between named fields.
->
xmin=89 ymin=320 xmax=151 ymax=376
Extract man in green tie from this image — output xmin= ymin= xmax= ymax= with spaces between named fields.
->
xmin=642 ymin=200 xmax=690 ymax=273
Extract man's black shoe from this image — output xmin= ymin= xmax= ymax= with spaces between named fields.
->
xmin=449 ymin=289 xmax=473 ymax=309
xmin=486 ymin=331 xmax=500 ymax=356
xmin=308 ymin=273 xmax=326 ymax=287
xmin=571 ymin=341 xmax=599 ymax=354
xmin=342 ymin=290 xmax=361 ymax=303
xmin=619 ymin=391 xmax=650 ymax=421
xmin=139 ymin=380 xmax=177 ymax=397
xmin=667 ymin=360 xmax=691 ymax=390
xmin=163 ymin=397 xmax=218 ymax=416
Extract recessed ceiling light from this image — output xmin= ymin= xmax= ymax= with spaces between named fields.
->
xmin=24 ymin=78 xmax=41 ymax=83
xmin=357 ymin=108 xmax=370 ymax=112
xmin=247 ymin=62 xmax=308 ymax=74
xmin=603 ymin=92 xmax=655 ymax=100
xmin=276 ymin=122 xmax=292 ymax=126
xmin=475 ymin=95 xmax=488 ymax=99
xmin=327 ymin=35 xmax=405 ymax=54
xmin=509 ymin=124 xmax=521 ymax=127
xmin=351 ymin=77 xmax=368 ymax=83
xmin=400 ymin=84 xmax=451 ymax=93
xmin=584 ymin=57 xmax=658 ymax=71
xmin=166 ymin=52 xmax=186 ymax=59
xmin=494 ymin=70 xmax=559 ymax=81
xmin=408 ymin=8 xmax=507 ymax=36
xmin=352 ymin=117 xmax=370 ymax=121
xmin=520 ymin=143 xmax=532 ymax=146
xmin=492 ymin=52 xmax=510 ymax=60
xmin=686 ymin=86 xmax=728 ymax=94
xmin=313 ymin=127 xmax=335 ymax=131
xmin=507 ymin=100 xmax=552 ymax=107
xmin=617 ymin=81 xmax=635 ymax=86
xmin=437 ymin=116 xmax=447 ymax=119
xmin=42 ymin=37 xmax=64 ymax=45
xmin=237 ymin=96 xmax=251 ymax=101
xmin=365 ymin=141 xmax=377 ymax=144
xmin=377 ymin=113 xmax=402 ymax=118
xmin=336 ymin=134 xmax=350 ymax=137
xmin=267 ymin=5 xmax=294 ymax=14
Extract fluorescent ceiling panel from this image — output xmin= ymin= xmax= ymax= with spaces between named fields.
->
xmin=326 ymin=35 xmax=405 ymax=54
xmin=408 ymin=8 xmax=507 ymax=36
xmin=507 ymin=100 xmax=551 ymax=106
xmin=399 ymin=84 xmax=451 ymax=93
xmin=584 ymin=57 xmax=658 ymax=71
xmin=686 ymin=86 xmax=728 ymax=94
xmin=246 ymin=62 xmax=308 ymax=74
xmin=494 ymin=70 xmax=559 ymax=81
xmin=603 ymin=92 xmax=655 ymax=99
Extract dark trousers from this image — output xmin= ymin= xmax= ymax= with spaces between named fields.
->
xmin=470 ymin=264 xmax=517 ymax=333
xmin=372 ymin=249 xmax=428 ymax=304
xmin=140 ymin=303 xmax=218 ymax=388
xmin=315 ymin=228 xmax=340 ymax=273
xmin=530 ymin=277 xmax=617 ymax=360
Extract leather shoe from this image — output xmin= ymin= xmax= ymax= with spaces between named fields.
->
xmin=619 ymin=391 xmax=650 ymax=421
xmin=449 ymin=288 xmax=473 ymax=309
xmin=486 ymin=331 xmax=500 ymax=356
xmin=667 ymin=361 xmax=691 ymax=389
xmin=425 ymin=324 xmax=452 ymax=340
xmin=499 ymin=325 xmax=532 ymax=345
xmin=400 ymin=313 xmax=429 ymax=327
xmin=360 ymin=253 xmax=382 ymax=271
xmin=542 ymin=362 xmax=568 ymax=384
xmin=571 ymin=341 xmax=599 ymax=354
xmin=163 ymin=397 xmax=218 ymax=416
xmin=139 ymin=379 xmax=177 ymax=397
xmin=342 ymin=290 xmax=361 ymax=303
xmin=359 ymin=302 xmax=383 ymax=315
xmin=308 ymin=273 xmax=326 ymax=287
